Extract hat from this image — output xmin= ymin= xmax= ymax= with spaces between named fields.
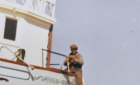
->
xmin=70 ymin=44 xmax=78 ymax=49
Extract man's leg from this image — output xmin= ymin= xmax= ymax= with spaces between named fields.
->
xmin=75 ymin=70 xmax=83 ymax=85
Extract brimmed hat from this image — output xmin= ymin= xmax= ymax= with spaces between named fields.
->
xmin=70 ymin=44 xmax=78 ymax=49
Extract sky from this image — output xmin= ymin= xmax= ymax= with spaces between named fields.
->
xmin=50 ymin=0 xmax=140 ymax=85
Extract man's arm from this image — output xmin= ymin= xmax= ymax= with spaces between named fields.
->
xmin=63 ymin=59 xmax=67 ymax=66
xmin=71 ymin=54 xmax=84 ymax=66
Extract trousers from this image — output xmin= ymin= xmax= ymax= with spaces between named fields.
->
xmin=73 ymin=69 xmax=83 ymax=85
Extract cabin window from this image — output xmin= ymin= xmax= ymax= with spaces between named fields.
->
xmin=4 ymin=18 xmax=17 ymax=41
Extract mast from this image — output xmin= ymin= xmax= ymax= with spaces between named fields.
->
xmin=46 ymin=25 xmax=53 ymax=68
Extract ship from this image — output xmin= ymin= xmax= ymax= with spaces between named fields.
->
xmin=0 ymin=0 xmax=83 ymax=85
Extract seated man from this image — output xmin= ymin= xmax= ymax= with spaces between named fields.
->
xmin=16 ymin=49 xmax=25 ymax=62
xmin=64 ymin=44 xmax=84 ymax=85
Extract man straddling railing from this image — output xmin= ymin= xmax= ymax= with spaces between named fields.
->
xmin=63 ymin=44 xmax=84 ymax=85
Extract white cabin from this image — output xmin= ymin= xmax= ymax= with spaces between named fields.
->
xmin=0 ymin=0 xmax=79 ymax=85
xmin=0 ymin=0 xmax=56 ymax=67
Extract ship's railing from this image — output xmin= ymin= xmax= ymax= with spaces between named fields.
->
xmin=42 ymin=49 xmax=66 ymax=69
xmin=0 ymin=46 xmax=15 ymax=57
xmin=0 ymin=43 xmax=20 ymax=60
xmin=2 ymin=0 xmax=56 ymax=17
xmin=0 ymin=46 xmax=34 ymax=70
xmin=0 ymin=46 xmax=64 ymax=69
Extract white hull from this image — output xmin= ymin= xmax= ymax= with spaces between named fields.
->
xmin=0 ymin=59 xmax=77 ymax=85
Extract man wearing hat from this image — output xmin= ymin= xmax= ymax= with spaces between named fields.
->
xmin=63 ymin=44 xmax=84 ymax=85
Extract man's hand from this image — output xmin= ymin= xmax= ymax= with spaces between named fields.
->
xmin=70 ymin=55 xmax=76 ymax=61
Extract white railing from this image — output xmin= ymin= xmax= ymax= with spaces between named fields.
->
xmin=0 ymin=43 xmax=20 ymax=59
xmin=3 ymin=0 xmax=56 ymax=17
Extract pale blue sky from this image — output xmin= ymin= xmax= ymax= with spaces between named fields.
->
xmin=51 ymin=0 xmax=140 ymax=85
